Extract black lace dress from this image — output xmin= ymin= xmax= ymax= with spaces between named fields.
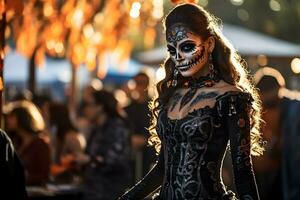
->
xmin=120 ymin=91 xmax=260 ymax=200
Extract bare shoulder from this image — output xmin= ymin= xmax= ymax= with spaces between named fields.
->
xmin=213 ymin=80 xmax=242 ymax=94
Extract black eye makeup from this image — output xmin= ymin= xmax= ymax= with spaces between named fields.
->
xmin=180 ymin=42 xmax=196 ymax=53
xmin=167 ymin=45 xmax=176 ymax=55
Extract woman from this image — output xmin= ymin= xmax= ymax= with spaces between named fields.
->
xmin=82 ymin=90 xmax=131 ymax=200
xmin=5 ymin=100 xmax=50 ymax=186
xmin=49 ymin=103 xmax=86 ymax=183
xmin=119 ymin=3 xmax=264 ymax=200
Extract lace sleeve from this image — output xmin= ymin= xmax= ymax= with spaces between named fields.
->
xmin=118 ymin=146 xmax=164 ymax=200
xmin=220 ymin=92 xmax=260 ymax=200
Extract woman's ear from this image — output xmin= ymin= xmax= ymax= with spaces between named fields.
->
xmin=207 ymin=36 xmax=215 ymax=53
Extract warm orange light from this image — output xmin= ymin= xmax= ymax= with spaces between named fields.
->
xmin=0 ymin=0 xmax=4 ymax=15
xmin=94 ymin=12 xmax=104 ymax=25
xmin=54 ymin=42 xmax=64 ymax=54
xmin=0 ymin=49 xmax=4 ymax=60
xmin=46 ymin=40 xmax=56 ymax=50
xmin=291 ymin=58 xmax=300 ymax=74
xmin=257 ymin=54 xmax=268 ymax=66
xmin=43 ymin=3 xmax=54 ymax=17
xmin=35 ymin=47 xmax=45 ymax=68
xmin=51 ymin=21 xmax=64 ymax=37
xmin=97 ymin=55 xmax=108 ymax=79
xmin=83 ymin=24 xmax=94 ymax=38
xmin=71 ymin=43 xmax=86 ymax=66
xmin=144 ymin=27 xmax=156 ymax=49
xmin=152 ymin=0 xmax=163 ymax=19
xmin=72 ymin=8 xmax=84 ymax=28
xmin=86 ymin=48 xmax=97 ymax=70
xmin=130 ymin=2 xmax=141 ymax=18
xmin=92 ymin=32 xmax=102 ymax=44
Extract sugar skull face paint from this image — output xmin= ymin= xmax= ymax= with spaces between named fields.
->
xmin=167 ymin=24 xmax=210 ymax=77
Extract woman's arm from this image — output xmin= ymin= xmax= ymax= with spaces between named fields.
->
xmin=225 ymin=93 xmax=260 ymax=200
xmin=118 ymin=147 xmax=164 ymax=200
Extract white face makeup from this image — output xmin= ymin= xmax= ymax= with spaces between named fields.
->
xmin=167 ymin=25 xmax=210 ymax=77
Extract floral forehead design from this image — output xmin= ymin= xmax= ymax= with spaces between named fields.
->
xmin=167 ymin=24 xmax=188 ymax=44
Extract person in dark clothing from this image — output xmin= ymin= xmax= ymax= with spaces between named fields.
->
xmin=0 ymin=129 xmax=27 ymax=199
xmin=119 ymin=3 xmax=263 ymax=199
xmin=252 ymin=67 xmax=284 ymax=200
xmin=125 ymin=72 xmax=157 ymax=182
xmin=253 ymin=67 xmax=300 ymax=200
xmin=49 ymin=102 xmax=86 ymax=184
xmin=81 ymin=90 xmax=131 ymax=200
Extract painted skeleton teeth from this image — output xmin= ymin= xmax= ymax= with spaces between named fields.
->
xmin=177 ymin=51 xmax=205 ymax=72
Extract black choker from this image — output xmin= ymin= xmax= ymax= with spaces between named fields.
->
xmin=183 ymin=72 xmax=221 ymax=89
xmin=179 ymin=72 xmax=220 ymax=110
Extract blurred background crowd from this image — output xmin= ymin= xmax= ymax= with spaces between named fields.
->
xmin=1 ymin=0 xmax=300 ymax=200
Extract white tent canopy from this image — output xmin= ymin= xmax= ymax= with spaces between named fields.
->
xmin=4 ymin=51 xmax=142 ymax=83
xmin=137 ymin=24 xmax=300 ymax=64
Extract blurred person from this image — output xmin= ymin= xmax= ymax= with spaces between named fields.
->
xmin=81 ymin=90 xmax=131 ymax=200
xmin=254 ymin=67 xmax=300 ymax=200
xmin=125 ymin=72 xmax=157 ymax=182
xmin=76 ymin=83 xmax=102 ymax=140
xmin=0 ymin=129 xmax=27 ymax=199
xmin=32 ymin=94 xmax=53 ymax=140
xmin=5 ymin=100 xmax=51 ymax=186
xmin=32 ymin=94 xmax=53 ymax=126
xmin=252 ymin=67 xmax=283 ymax=200
xmin=48 ymin=102 xmax=86 ymax=184
xmin=119 ymin=3 xmax=263 ymax=199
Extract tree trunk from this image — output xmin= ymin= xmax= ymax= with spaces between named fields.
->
xmin=0 ymin=11 xmax=6 ymax=128
xmin=69 ymin=63 xmax=77 ymax=112
xmin=28 ymin=48 xmax=37 ymax=96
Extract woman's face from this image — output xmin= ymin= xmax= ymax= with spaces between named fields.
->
xmin=167 ymin=25 xmax=211 ymax=77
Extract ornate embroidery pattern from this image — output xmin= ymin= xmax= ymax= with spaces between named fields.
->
xmin=154 ymin=92 xmax=259 ymax=200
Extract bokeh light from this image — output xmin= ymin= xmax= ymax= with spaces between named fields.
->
xmin=155 ymin=67 xmax=166 ymax=82
xmin=230 ymin=0 xmax=244 ymax=6
xmin=291 ymin=58 xmax=300 ymax=74
xmin=269 ymin=0 xmax=281 ymax=12
xmin=237 ymin=9 xmax=250 ymax=21
xmin=257 ymin=55 xmax=268 ymax=66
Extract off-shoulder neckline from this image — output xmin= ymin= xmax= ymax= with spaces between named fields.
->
xmin=163 ymin=90 xmax=251 ymax=122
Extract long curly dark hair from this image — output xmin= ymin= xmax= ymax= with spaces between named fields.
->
xmin=148 ymin=3 xmax=264 ymax=156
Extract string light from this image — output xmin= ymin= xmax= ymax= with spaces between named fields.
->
xmin=199 ymin=0 xmax=208 ymax=7
xmin=130 ymin=2 xmax=142 ymax=19
xmin=72 ymin=8 xmax=84 ymax=28
xmin=83 ymin=24 xmax=94 ymax=38
xmin=152 ymin=0 xmax=163 ymax=19
xmin=230 ymin=0 xmax=244 ymax=6
xmin=269 ymin=0 xmax=281 ymax=12
xmin=43 ymin=3 xmax=54 ymax=17
xmin=291 ymin=58 xmax=300 ymax=74
xmin=54 ymin=42 xmax=64 ymax=54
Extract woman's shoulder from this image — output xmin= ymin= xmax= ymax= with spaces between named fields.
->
xmin=212 ymin=81 xmax=252 ymax=101
xmin=193 ymin=80 xmax=251 ymax=107
xmin=211 ymin=82 xmax=254 ymax=116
